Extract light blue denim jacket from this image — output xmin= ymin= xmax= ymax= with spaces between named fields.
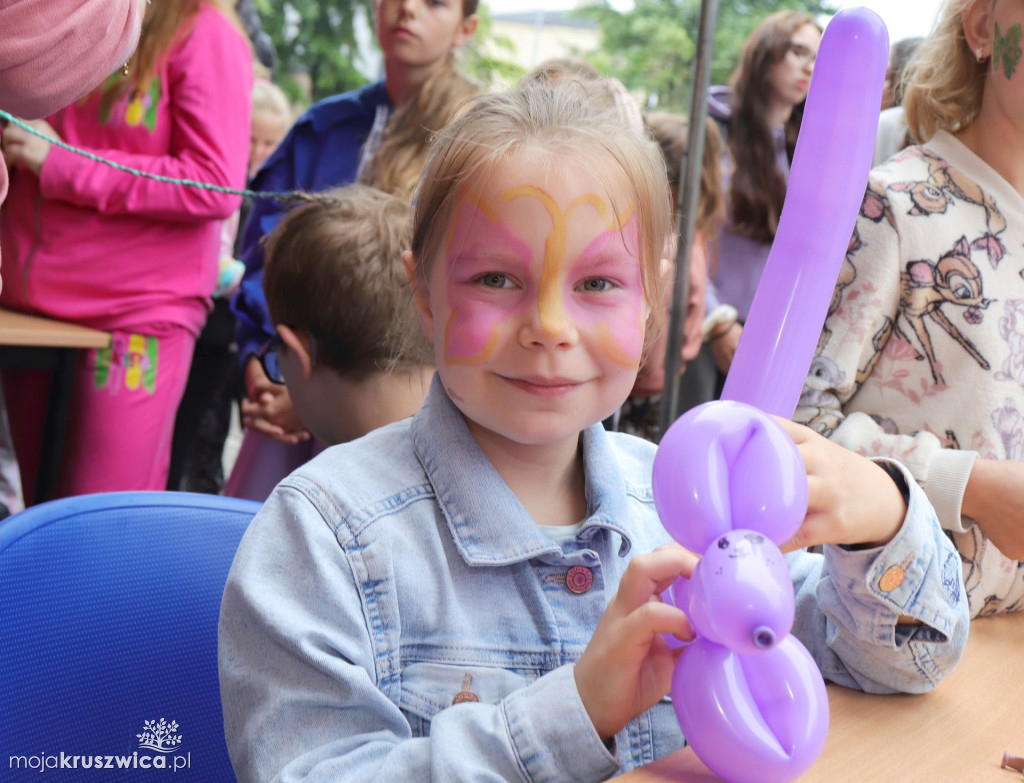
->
xmin=219 ymin=377 xmax=969 ymax=783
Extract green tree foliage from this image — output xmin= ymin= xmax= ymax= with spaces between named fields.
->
xmin=461 ymin=6 xmax=525 ymax=87
xmin=576 ymin=0 xmax=834 ymax=112
xmin=253 ymin=0 xmax=373 ymax=103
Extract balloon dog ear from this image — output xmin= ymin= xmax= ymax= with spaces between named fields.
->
xmin=652 ymin=400 xmax=808 ymax=552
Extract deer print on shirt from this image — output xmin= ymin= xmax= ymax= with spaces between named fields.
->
xmin=889 ymin=149 xmax=1008 ymax=269
xmin=894 ymin=236 xmax=992 ymax=386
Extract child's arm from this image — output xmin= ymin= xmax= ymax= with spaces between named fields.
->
xmin=960 ymin=459 xmax=1024 ymax=560
xmin=37 ymin=10 xmax=251 ymax=222
xmin=773 ymin=420 xmax=970 ymax=694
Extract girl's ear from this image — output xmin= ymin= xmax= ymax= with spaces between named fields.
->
xmin=451 ymin=14 xmax=479 ymax=50
xmin=277 ymin=325 xmax=315 ymax=381
xmin=404 ymin=250 xmax=436 ymax=341
xmin=961 ymin=0 xmax=994 ymax=59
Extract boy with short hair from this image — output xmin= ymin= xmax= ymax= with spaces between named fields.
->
xmin=257 ymin=184 xmax=433 ymax=447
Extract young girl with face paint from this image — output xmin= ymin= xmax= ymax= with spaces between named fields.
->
xmin=796 ymin=0 xmax=1024 ymax=618
xmin=219 ymin=81 xmax=968 ymax=781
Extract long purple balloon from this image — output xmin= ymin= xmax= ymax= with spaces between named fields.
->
xmin=652 ymin=8 xmax=890 ymax=782
xmin=720 ymin=6 xmax=890 ymax=418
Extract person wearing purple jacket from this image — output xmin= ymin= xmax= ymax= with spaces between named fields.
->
xmin=682 ymin=11 xmax=822 ymax=406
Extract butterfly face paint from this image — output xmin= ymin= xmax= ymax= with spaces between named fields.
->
xmin=439 ymin=182 xmax=645 ymax=369
xmin=419 ymin=150 xmax=650 ymax=452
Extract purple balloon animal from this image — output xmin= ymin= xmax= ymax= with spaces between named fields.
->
xmin=652 ymin=7 xmax=889 ymax=782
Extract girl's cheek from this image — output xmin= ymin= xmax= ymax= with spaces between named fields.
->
xmin=443 ymin=297 xmax=525 ymax=365
xmin=570 ymin=293 xmax=646 ymax=368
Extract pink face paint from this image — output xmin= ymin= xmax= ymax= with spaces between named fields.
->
xmin=441 ymin=198 xmax=533 ymax=364
xmin=440 ymin=182 xmax=645 ymax=369
xmin=566 ymin=215 xmax=646 ymax=368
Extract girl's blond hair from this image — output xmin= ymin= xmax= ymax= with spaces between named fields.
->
xmin=903 ymin=0 xmax=988 ymax=142
xmin=251 ymin=79 xmax=292 ymax=126
xmin=409 ymin=81 xmax=673 ymax=352
xmin=359 ymin=63 xmax=480 ymax=200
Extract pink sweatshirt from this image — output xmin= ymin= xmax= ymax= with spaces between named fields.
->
xmin=0 ymin=0 xmax=143 ymax=207
xmin=0 ymin=5 xmax=252 ymax=336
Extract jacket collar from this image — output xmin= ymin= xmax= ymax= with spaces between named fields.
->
xmin=307 ymin=79 xmax=390 ymax=134
xmin=410 ymin=375 xmax=636 ymax=567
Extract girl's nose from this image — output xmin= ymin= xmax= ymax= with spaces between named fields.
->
xmin=520 ymin=288 xmax=578 ymax=349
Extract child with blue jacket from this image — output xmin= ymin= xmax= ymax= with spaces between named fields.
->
xmin=219 ymin=80 xmax=969 ymax=782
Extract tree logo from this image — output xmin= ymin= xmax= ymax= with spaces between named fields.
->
xmin=137 ymin=719 xmax=183 ymax=753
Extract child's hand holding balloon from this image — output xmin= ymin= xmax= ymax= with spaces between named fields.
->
xmin=773 ymin=418 xmax=907 ymax=552
xmin=573 ymin=545 xmax=697 ymax=742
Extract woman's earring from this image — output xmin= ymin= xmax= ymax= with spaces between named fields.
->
xmin=975 ymin=47 xmax=985 ymax=63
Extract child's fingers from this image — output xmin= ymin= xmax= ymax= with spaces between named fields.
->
xmin=245 ymin=417 xmax=286 ymax=439
xmin=625 ymin=598 xmax=695 ymax=644
xmin=613 ymin=545 xmax=697 ymax=614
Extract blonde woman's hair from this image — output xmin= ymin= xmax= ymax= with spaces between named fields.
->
xmin=903 ymin=0 xmax=987 ymax=143
xmin=409 ymin=81 xmax=673 ymax=351
xmin=359 ymin=63 xmax=481 ymax=200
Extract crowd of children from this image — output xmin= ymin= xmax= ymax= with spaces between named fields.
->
xmin=0 ymin=0 xmax=1020 ymax=779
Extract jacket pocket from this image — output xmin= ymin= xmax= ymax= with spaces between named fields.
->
xmin=398 ymin=661 xmax=536 ymax=737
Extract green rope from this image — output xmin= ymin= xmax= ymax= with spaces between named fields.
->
xmin=0 ymin=108 xmax=322 ymax=205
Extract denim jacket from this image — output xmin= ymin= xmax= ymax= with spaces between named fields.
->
xmin=219 ymin=377 xmax=969 ymax=782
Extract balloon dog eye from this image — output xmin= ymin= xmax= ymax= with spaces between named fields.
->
xmin=717 ymin=536 xmax=730 ymax=550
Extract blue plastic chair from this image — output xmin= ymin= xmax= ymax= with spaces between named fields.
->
xmin=0 ymin=492 xmax=261 ymax=780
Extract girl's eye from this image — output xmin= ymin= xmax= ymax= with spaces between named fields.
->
xmin=578 ymin=277 xmax=614 ymax=293
xmin=477 ymin=273 xmax=514 ymax=289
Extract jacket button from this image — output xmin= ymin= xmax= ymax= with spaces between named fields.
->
xmin=566 ymin=565 xmax=594 ymax=594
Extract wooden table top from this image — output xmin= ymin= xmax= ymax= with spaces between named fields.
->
xmin=0 ymin=307 xmax=109 ymax=350
xmin=621 ymin=612 xmax=1024 ymax=781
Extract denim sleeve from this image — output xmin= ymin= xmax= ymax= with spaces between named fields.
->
xmin=788 ymin=460 xmax=969 ymax=695
xmin=219 ymin=485 xmax=619 ymax=783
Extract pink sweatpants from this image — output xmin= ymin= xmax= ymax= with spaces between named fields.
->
xmin=3 ymin=327 xmax=195 ymax=500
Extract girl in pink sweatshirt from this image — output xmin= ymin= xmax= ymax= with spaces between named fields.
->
xmin=0 ymin=0 xmax=252 ymax=498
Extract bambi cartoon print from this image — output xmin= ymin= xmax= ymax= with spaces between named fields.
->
xmin=896 ymin=235 xmax=992 ymax=386
xmin=889 ymin=148 xmax=1008 ymax=268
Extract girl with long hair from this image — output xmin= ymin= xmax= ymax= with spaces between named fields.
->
xmin=0 ymin=0 xmax=252 ymax=497
xmin=219 ymin=80 xmax=967 ymax=780
xmin=695 ymin=11 xmax=822 ymax=396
